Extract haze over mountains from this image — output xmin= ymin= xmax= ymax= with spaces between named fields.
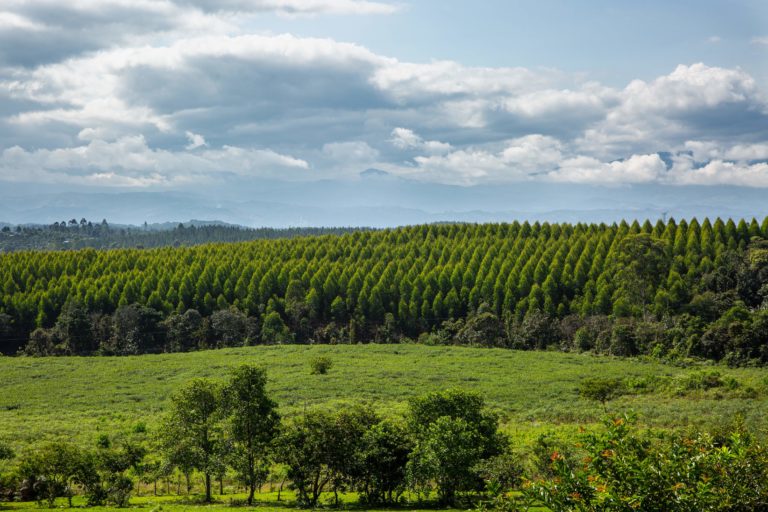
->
xmin=2 ymin=173 xmax=767 ymax=228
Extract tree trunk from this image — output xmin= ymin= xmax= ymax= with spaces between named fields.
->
xmin=205 ymin=473 xmax=212 ymax=502
xmin=247 ymin=481 xmax=256 ymax=506
xmin=277 ymin=477 xmax=285 ymax=502
xmin=219 ymin=476 xmax=223 ymax=496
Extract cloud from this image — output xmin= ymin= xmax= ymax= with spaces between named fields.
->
xmin=0 ymin=135 xmax=309 ymax=187
xmin=390 ymin=127 xmax=451 ymax=154
xmin=179 ymin=0 xmax=400 ymax=15
xmin=684 ymin=140 xmax=768 ymax=162
xmin=577 ymin=63 xmax=768 ymax=158
xmin=2 ymin=6 xmax=768 ymax=191
xmin=0 ymin=0 xmax=396 ymax=68
xmin=185 ymin=131 xmax=207 ymax=149
xmin=548 ymin=154 xmax=667 ymax=184
xmin=385 ymin=134 xmax=562 ymax=185
xmin=668 ymin=154 xmax=768 ymax=187
xmin=322 ymin=140 xmax=379 ymax=162
xmin=751 ymin=36 xmax=768 ymax=46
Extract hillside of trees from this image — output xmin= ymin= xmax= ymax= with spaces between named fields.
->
xmin=0 ymin=219 xmax=364 ymax=252
xmin=1 ymin=218 xmax=767 ymax=363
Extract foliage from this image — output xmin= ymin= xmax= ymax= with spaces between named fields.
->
xmin=0 ymin=221 xmax=365 ymax=252
xmin=1 ymin=219 xmax=767 ymax=364
xmin=407 ymin=389 xmax=505 ymax=505
xmin=309 ymin=356 xmax=333 ymax=375
xmin=220 ymin=365 xmax=280 ymax=505
xmin=158 ymin=379 xmax=223 ymax=502
xmin=526 ymin=414 xmax=768 ymax=511
xmin=17 ymin=442 xmax=84 ymax=507
xmin=578 ymin=377 xmax=626 ymax=412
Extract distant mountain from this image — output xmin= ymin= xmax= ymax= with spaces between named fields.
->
xmin=360 ymin=168 xmax=391 ymax=178
xmin=1 ymin=178 xmax=766 ymax=227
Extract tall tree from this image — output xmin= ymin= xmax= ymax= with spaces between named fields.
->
xmin=159 ymin=379 xmax=222 ymax=502
xmin=221 ymin=366 xmax=280 ymax=505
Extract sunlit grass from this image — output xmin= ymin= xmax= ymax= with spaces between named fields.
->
xmin=2 ymin=344 xmax=767 ymax=455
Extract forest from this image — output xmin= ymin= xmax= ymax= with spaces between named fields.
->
xmin=1 ymin=364 xmax=767 ymax=512
xmin=1 ymin=218 xmax=767 ymax=364
xmin=0 ymin=220 xmax=362 ymax=252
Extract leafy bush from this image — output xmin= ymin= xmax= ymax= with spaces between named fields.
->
xmin=526 ymin=414 xmax=768 ymax=511
xmin=310 ymin=356 xmax=333 ymax=375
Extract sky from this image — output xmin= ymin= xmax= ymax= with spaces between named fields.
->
xmin=1 ymin=0 xmax=768 ymax=224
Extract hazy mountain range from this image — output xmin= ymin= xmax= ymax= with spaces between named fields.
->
xmin=1 ymin=172 xmax=766 ymax=228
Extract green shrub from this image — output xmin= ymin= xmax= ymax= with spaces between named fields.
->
xmin=310 ymin=356 xmax=333 ymax=375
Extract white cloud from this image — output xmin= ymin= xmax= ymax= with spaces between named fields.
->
xmin=549 ymin=154 xmax=666 ymax=184
xmin=181 ymin=0 xmax=400 ymax=15
xmin=684 ymin=140 xmax=768 ymax=162
xmin=751 ymin=36 xmax=768 ymax=46
xmin=322 ymin=140 xmax=379 ymax=161
xmin=387 ymin=134 xmax=562 ymax=185
xmin=185 ymin=131 xmax=207 ymax=149
xmin=0 ymin=135 xmax=309 ymax=187
xmin=1 ymin=8 xmax=768 ymax=191
xmin=576 ymin=63 xmax=768 ymax=158
xmin=390 ymin=127 xmax=452 ymax=154
xmin=0 ymin=12 xmax=46 ymax=31
xmin=668 ymin=154 xmax=768 ymax=187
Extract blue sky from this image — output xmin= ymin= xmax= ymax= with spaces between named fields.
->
xmin=250 ymin=0 xmax=768 ymax=83
xmin=1 ymin=0 xmax=768 ymax=211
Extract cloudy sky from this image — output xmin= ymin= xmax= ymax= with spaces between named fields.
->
xmin=1 ymin=0 xmax=768 ymax=215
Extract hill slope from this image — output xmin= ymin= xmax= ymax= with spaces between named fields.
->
xmin=1 ymin=345 xmax=766 ymax=452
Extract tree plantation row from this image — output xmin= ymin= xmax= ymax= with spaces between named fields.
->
xmin=1 ymin=365 xmax=767 ymax=512
xmin=1 ymin=219 xmax=768 ymax=363
xmin=0 ymin=219 xmax=362 ymax=252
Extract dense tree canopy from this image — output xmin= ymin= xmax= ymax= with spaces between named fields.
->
xmin=1 ymin=219 xmax=767 ymax=363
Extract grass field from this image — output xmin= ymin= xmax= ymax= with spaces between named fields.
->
xmin=2 ymin=344 xmax=768 ymax=455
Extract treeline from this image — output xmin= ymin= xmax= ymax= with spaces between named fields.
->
xmin=1 ymin=366 xmax=767 ymax=511
xmin=1 ymin=218 xmax=768 ymax=363
xmin=0 ymin=219 xmax=365 ymax=252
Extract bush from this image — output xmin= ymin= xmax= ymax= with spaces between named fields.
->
xmin=310 ymin=356 xmax=333 ymax=375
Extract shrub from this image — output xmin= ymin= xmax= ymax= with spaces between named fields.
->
xmin=310 ymin=356 xmax=333 ymax=375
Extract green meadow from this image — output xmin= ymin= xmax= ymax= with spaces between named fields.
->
xmin=2 ymin=344 xmax=767 ymax=455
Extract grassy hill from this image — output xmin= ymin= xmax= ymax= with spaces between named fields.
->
xmin=2 ymin=344 xmax=767 ymax=453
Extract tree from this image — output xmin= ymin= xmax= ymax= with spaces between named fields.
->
xmin=613 ymin=234 xmax=669 ymax=317
xmin=162 ymin=309 xmax=204 ymax=352
xmin=55 ymin=299 xmax=94 ymax=354
xmin=274 ymin=410 xmax=335 ymax=507
xmin=106 ymin=304 xmax=162 ymax=355
xmin=353 ymin=420 xmax=412 ymax=505
xmin=407 ymin=416 xmax=485 ymax=504
xmin=210 ymin=307 xmax=247 ymax=347
xmin=80 ymin=441 xmax=145 ymax=507
xmin=406 ymin=389 xmax=504 ymax=504
xmin=221 ymin=365 xmax=280 ymax=505
xmin=578 ymin=377 xmax=625 ymax=412
xmin=274 ymin=406 xmax=377 ymax=508
xmin=159 ymin=379 xmax=222 ymax=502
xmin=18 ymin=442 xmax=85 ymax=507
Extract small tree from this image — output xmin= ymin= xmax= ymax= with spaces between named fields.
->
xmin=578 ymin=377 xmax=625 ymax=413
xmin=310 ymin=356 xmax=333 ymax=375
xmin=406 ymin=389 xmax=504 ymax=505
xmin=221 ymin=365 xmax=280 ymax=505
xmin=274 ymin=411 xmax=335 ymax=508
xmin=18 ymin=442 xmax=84 ymax=507
xmin=159 ymin=379 xmax=222 ymax=502
xmin=353 ymin=420 xmax=412 ymax=505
